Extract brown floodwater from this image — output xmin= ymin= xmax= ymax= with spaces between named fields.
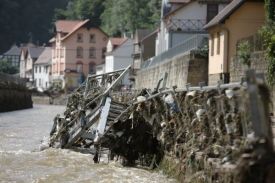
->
xmin=0 ymin=104 xmax=177 ymax=183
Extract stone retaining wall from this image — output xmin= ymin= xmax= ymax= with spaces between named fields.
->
xmin=230 ymin=51 xmax=275 ymax=114
xmin=135 ymin=51 xmax=208 ymax=90
xmin=0 ymin=81 xmax=32 ymax=112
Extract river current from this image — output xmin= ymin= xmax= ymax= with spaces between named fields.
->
xmin=0 ymin=104 xmax=177 ymax=183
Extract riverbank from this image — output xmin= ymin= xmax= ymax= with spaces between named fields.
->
xmin=0 ymin=81 xmax=32 ymax=112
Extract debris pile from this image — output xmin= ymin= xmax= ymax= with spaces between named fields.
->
xmin=47 ymin=67 xmax=275 ymax=182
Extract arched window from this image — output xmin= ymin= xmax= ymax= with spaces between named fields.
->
xmin=76 ymin=61 xmax=83 ymax=73
xmin=89 ymin=61 xmax=96 ymax=74
xmin=77 ymin=47 xmax=83 ymax=58
xmin=89 ymin=47 xmax=95 ymax=58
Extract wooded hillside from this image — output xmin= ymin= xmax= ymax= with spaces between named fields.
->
xmin=0 ymin=0 xmax=161 ymax=54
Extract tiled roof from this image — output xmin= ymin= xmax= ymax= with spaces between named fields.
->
xmin=110 ymin=38 xmax=127 ymax=46
xmin=35 ymin=47 xmax=52 ymax=65
xmin=3 ymin=45 xmax=21 ymax=56
xmin=204 ymin=0 xmax=244 ymax=29
xmin=55 ymin=20 xmax=81 ymax=33
xmin=28 ymin=47 xmax=45 ymax=59
xmin=50 ymin=19 xmax=109 ymax=43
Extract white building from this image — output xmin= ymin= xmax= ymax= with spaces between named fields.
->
xmin=20 ymin=44 xmax=45 ymax=84
xmin=156 ymin=0 xmax=231 ymax=55
xmin=105 ymin=37 xmax=134 ymax=90
xmin=34 ymin=47 xmax=52 ymax=89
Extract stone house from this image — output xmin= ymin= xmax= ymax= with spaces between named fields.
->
xmin=49 ymin=19 xmax=108 ymax=88
xmin=204 ymin=0 xmax=266 ymax=85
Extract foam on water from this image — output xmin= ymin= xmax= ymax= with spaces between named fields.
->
xmin=0 ymin=104 xmax=177 ymax=183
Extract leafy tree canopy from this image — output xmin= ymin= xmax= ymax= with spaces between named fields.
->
xmin=0 ymin=59 xmax=19 ymax=74
xmin=100 ymin=0 xmax=161 ymax=36
xmin=0 ymin=0 xmax=70 ymax=54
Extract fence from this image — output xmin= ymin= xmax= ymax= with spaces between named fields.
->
xmin=140 ymin=34 xmax=209 ymax=70
xmin=236 ymin=33 xmax=266 ymax=52
xmin=0 ymin=72 xmax=27 ymax=85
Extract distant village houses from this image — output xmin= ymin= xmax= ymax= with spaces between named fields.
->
xmin=49 ymin=19 xmax=108 ymax=88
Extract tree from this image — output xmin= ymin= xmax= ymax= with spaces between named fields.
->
xmin=0 ymin=0 xmax=70 ymax=54
xmin=0 ymin=59 xmax=19 ymax=74
xmin=265 ymin=0 xmax=275 ymax=23
xmin=236 ymin=40 xmax=252 ymax=66
xmin=261 ymin=0 xmax=275 ymax=87
xmin=100 ymin=0 xmax=161 ymax=37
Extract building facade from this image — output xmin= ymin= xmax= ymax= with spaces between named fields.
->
xmin=34 ymin=47 xmax=52 ymax=89
xmin=106 ymin=37 xmax=134 ymax=90
xmin=156 ymin=0 xmax=232 ymax=55
xmin=49 ymin=19 xmax=108 ymax=88
xmin=204 ymin=0 xmax=265 ymax=84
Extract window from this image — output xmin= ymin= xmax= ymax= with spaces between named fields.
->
xmin=90 ymin=34 xmax=95 ymax=43
xmin=89 ymin=65 xmax=94 ymax=73
xmin=211 ymin=34 xmax=214 ymax=56
xmin=77 ymin=33 xmax=83 ymax=42
xmin=217 ymin=32 xmax=220 ymax=55
xmin=207 ymin=4 xmax=218 ymax=23
xmin=89 ymin=62 xmax=95 ymax=73
xmin=39 ymin=66 xmax=41 ymax=73
xmin=35 ymin=67 xmax=37 ymax=73
xmin=102 ymin=47 xmax=106 ymax=59
xmin=77 ymin=47 xmax=83 ymax=57
xmin=89 ymin=47 xmax=95 ymax=58
xmin=77 ymin=64 xmax=82 ymax=73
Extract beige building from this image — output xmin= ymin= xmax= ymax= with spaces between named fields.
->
xmin=204 ymin=0 xmax=265 ymax=85
xmin=49 ymin=19 xmax=108 ymax=88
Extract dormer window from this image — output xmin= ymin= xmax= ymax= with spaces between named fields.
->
xmin=90 ymin=34 xmax=95 ymax=43
xmin=77 ymin=33 xmax=83 ymax=42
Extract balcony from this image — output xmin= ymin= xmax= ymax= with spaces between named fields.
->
xmin=167 ymin=19 xmax=207 ymax=32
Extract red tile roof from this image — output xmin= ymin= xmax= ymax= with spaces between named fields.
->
xmin=109 ymin=38 xmax=127 ymax=46
xmin=50 ymin=19 xmax=108 ymax=43
xmin=55 ymin=20 xmax=81 ymax=33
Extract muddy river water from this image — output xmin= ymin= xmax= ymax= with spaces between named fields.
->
xmin=0 ymin=104 xmax=177 ymax=183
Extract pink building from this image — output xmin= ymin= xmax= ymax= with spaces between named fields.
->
xmin=49 ymin=19 xmax=108 ymax=88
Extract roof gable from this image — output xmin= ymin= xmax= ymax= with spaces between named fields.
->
xmin=35 ymin=47 xmax=52 ymax=65
xmin=204 ymin=0 xmax=263 ymax=29
xmin=55 ymin=20 xmax=81 ymax=33
xmin=28 ymin=47 xmax=45 ymax=59
xmin=50 ymin=19 xmax=109 ymax=43
xmin=3 ymin=45 xmax=21 ymax=56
